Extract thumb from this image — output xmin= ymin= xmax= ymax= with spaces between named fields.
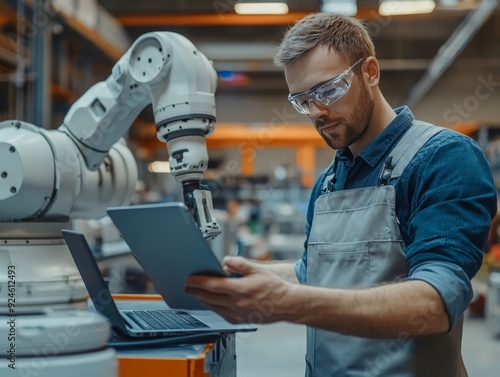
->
xmin=223 ymin=256 xmax=260 ymax=276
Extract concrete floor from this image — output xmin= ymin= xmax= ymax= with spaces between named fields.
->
xmin=235 ymin=314 xmax=500 ymax=376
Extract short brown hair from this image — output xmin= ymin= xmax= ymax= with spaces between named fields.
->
xmin=274 ymin=13 xmax=375 ymax=71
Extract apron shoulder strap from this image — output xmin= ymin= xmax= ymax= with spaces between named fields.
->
xmin=377 ymin=120 xmax=445 ymax=186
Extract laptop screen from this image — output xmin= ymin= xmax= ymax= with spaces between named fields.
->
xmin=61 ymin=230 xmax=130 ymax=333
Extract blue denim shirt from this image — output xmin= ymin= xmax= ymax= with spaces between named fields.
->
xmin=294 ymin=106 xmax=497 ymax=328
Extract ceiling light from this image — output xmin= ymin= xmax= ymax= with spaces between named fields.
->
xmin=322 ymin=0 xmax=358 ymax=16
xmin=379 ymin=0 xmax=436 ymax=16
xmin=234 ymin=2 xmax=289 ymax=15
xmin=148 ymin=161 xmax=170 ymax=174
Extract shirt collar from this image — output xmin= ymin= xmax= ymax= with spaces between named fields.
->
xmin=336 ymin=106 xmax=415 ymax=168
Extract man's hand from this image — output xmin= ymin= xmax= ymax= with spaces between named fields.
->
xmin=185 ymin=256 xmax=294 ymax=324
xmin=186 ymin=257 xmax=449 ymax=337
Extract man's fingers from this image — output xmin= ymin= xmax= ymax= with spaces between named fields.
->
xmin=223 ymin=256 xmax=260 ymax=276
xmin=186 ymin=275 xmax=227 ymax=291
xmin=186 ymin=275 xmax=248 ymax=296
xmin=185 ymin=286 xmax=233 ymax=306
xmin=189 ymin=292 xmax=255 ymax=324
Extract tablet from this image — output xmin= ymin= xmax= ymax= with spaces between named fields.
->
xmin=107 ymin=202 xmax=226 ymax=310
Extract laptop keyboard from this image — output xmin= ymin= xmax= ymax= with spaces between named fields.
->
xmin=125 ymin=310 xmax=209 ymax=331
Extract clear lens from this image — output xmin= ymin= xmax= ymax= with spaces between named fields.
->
xmin=287 ymin=58 xmax=363 ymax=115
xmin=289 ymin=74 xmax=351 ymax=114
xmin=288 ymin=95 xmax=311 ymax=114
xmin=315 ymin=76 xmax=350 ymax=105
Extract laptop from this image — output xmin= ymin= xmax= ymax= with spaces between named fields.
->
xmin=62 ymin=229 xmax=256 ymax=338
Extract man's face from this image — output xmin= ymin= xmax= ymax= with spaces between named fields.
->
xmin=285 ymin=45 xmax=374 ymax=153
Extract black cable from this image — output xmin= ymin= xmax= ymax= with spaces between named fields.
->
xmin=108 ymin=332 xmax=222 ymax=349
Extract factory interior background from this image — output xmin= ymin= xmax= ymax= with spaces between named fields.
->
xmin=1 ymin=0 xmax=500 ymax=376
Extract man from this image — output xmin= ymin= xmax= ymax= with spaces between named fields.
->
xmin=186 ymin=13 xmax=497 ymax=376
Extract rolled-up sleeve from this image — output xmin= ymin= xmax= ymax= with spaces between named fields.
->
xmin=406 ymin=262 xmax=474 ymax=329
xmin=399 ymin=131 xmax=497 ymax=329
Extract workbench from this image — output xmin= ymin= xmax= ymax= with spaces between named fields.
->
xmin=111 ymin=295 xmax=237 ymax=377
xmin=115 ymin=332 xmax=236 ymax=377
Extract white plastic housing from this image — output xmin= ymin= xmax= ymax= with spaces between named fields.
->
xmin=0 ymin=121 xmax=56 ymax=220
xmin=0 ymin=121 xmax=138 ymax=221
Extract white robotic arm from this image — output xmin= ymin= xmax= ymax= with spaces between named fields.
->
xmin=0 ymin=32 xmax=221 ymax=238
xmin=0 ymin=120 xmax=136 ymax=220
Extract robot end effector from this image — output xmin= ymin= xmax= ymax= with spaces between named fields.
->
xmin=109 ymin=32 xmax=221 ymax=240
xmin=139 ymin=32 xmax=222 ymax=240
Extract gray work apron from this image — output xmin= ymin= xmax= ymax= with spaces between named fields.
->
xmin=305 ymin=121 xmax=467 ymax=377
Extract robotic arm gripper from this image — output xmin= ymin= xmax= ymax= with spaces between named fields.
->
xmin=0 ymin=32 xmax=221 ymax=240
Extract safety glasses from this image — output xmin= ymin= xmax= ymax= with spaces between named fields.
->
xmin=288 ymin=58 xmax=364 ymax=115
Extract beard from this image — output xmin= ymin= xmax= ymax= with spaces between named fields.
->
xmin=316 ymin=79 xmax=374 ymax=150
